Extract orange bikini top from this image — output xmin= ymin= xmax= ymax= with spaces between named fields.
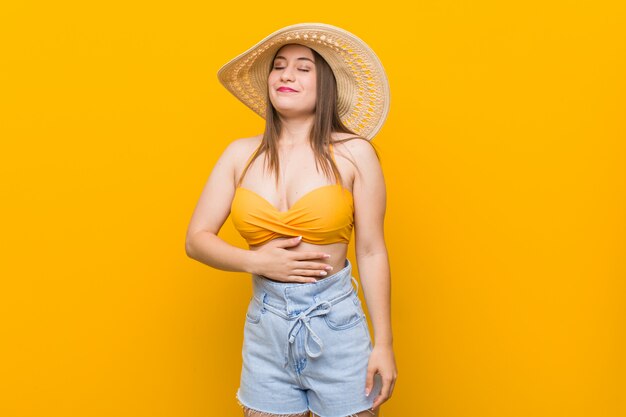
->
xmin=230 ymin=142 xmax=354 ymax=246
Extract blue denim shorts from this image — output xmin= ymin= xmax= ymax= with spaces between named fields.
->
xmin=236 ymin=258 xmax=382 ymax=417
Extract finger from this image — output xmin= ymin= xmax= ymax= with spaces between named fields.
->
xmin=364 ymin=368 xmax=376 ymax=396
xmin=372 ymin=376 xmax=391 ymax=409
xmin=288 ymin=275 xmax=318 ymax=284
xmin=294 ymin=251 xmax=331 ymax=260
xmin=294 ymin=261 xmax=334 ymax=272
xmin=372 ymin=390 xmax=388 ymax=409
xmin=291 ymin=268 xmax=330 ymax=278
xmin=274 ymin=236 xmax=302 ymax=248
xmin=372 ymin=393 xmax=386 ymax=410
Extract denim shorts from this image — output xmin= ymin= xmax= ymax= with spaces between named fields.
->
xmin=236 ymin=258 xmax=382 ymax=417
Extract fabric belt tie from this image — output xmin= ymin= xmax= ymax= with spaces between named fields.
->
xmin=258 ymin=276 xmax=359 ymax=367
xmin=287 ymin=300 xmax=332 ymax=359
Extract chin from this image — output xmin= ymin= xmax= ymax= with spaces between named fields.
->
xmin=274 ymin=105 xmax=314 ymax=116
xmin=271 ymin=99 xmax=314 ymax=112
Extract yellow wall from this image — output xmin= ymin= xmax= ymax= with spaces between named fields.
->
xmin=1 ymin=1 xmax=624 ymax=416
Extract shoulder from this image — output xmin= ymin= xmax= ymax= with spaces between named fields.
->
xmin=222 ymin=134 xmax=263 ymax=161
xmin=227 ymin=133 xmax=263 ymax=151
xmin=330 ymin=132 xmax=379 ymax=166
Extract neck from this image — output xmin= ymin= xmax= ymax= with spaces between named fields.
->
xmin=277 ymin=113 xmax=315 ymax=147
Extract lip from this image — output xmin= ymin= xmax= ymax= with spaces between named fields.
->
xmin=277 ymin=87 xmax=298 ymax=92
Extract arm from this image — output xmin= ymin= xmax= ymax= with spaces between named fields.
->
xmin=349 ymin=139 xmax=397 ymax=408
xmin=352 ymin=139 xmax=393 ymax=347
xmin=185 ymin=137 xmax=330 ymax=282
xmin=185 ymin=138 xmax=257 ymax=272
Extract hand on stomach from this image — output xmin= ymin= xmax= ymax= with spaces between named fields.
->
xmin=249 ymin=236 xmax=348 ymax=284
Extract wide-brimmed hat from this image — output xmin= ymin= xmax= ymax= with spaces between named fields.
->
xmin=217 ymin=22 xmax=390 ymax=140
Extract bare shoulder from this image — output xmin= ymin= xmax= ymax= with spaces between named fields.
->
xmin=330 ymin=131 xmax=363 ymax=143
xmin=331 ymin=132 xmax=378 ymax=168
xmin=223 ymin=134 xmax=263 ymax=163
xmin=227 ymin=133 xmax=263 ymax=151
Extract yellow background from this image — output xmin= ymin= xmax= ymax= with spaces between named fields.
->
xmin=1 ymin=1 xmax=624 ymax=416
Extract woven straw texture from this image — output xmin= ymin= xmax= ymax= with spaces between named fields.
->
xmin=217 ymin=23 xmax=390 ymax=140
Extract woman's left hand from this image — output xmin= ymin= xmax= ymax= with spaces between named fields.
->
xmin=365 ymin=344 xmax=398 ymax=409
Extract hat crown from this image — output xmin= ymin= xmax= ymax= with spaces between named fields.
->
xmin=217 ymin=23 xmax=390 ymax=140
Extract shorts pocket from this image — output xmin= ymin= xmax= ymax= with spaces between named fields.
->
xmin=323 ymin=293 xmax=365 ymax=331
xmin=245 ymin=296 xmax=264 ymax=324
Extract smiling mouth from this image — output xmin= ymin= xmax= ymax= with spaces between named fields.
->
xmin=277 ymin=87 xmax=298 ymax=92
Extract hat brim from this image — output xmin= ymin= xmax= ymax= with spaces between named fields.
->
xmin=217 ymin=23 xmax=390 ymax=140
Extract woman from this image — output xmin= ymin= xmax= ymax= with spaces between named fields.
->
xmin=186 ymin=23 xmax=397 ymax=417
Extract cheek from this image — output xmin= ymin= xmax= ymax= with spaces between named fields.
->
xmin=304 ymin=77 xmax=317 ymax=93
xmin=268 ymin=69 xmax=283 ymax=82
xmin=308 ymin=84 xmax=317 ymax=102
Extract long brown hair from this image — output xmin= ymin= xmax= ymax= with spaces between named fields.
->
xmin=238 ymin=45 xmax=381 ymax=187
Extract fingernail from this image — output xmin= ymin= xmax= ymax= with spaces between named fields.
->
xmin=324 ymin=254 xmax=331 ymax=258
xmin=365 ymin=388 xmax=370 ymax=396
xmin=320 ymin=270 xmax=327 ymax=276
xmin=325 ymin=266 xmax=333 ymax=270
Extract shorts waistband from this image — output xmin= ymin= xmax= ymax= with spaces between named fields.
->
xmin=252 ymin=258 xmax=358 ymax=314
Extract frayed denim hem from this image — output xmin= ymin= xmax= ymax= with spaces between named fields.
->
xmin=309 ymin=406 xmax=376 ymax=417
xmin=236 ymin=394 xmax=310 ymax=417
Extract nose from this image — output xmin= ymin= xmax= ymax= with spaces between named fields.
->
xmin=280 ymin=66 xmax=295 ymax=82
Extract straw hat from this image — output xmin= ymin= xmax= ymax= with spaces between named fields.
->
xmin=217 ymin=23 xmax=390 ymax=140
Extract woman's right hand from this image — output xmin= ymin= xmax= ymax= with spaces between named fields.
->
xmin=250 ymin=236 xmax=333 ymax=283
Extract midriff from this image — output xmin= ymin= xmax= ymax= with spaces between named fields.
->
xmin=249 ymin=238 xmax=348 ymax=281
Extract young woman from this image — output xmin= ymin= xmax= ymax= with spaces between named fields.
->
xmin=186 ymin=23 xmax=397 ymax=417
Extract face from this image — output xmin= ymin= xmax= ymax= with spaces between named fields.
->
xmin=267 ymin=44 xmax=317 ymax=118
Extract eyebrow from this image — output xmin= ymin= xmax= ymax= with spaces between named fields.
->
xmin=273 ymin=55 xmax=315 ymax=64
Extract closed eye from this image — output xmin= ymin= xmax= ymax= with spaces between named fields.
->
xmin=273 ymin=66 xmax=310 ymax=72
